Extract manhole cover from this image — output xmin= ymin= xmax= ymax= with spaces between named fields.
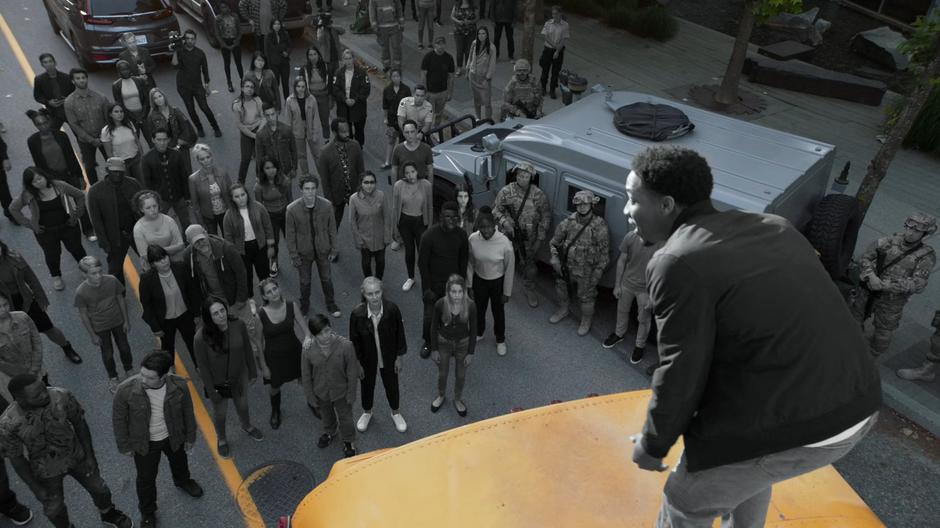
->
xmin=236 ymin=461 xmax=316 ymax=526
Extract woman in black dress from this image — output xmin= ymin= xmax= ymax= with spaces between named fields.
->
xmin=257 ymin=277 xmax=308 ymax=429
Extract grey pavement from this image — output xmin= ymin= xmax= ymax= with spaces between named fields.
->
xmin=0 ymin=1 xmax=938 ymax=527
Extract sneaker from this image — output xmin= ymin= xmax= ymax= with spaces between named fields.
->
xmin=390 ymin=240 xmax=401 ymax=251
xmin=317 ymin=433 xmax=333 ymax=448
xmin=329 ymin=252 xmax=339 ymax=263
xmin=63 ymin=346 xmax=83 ymax=364
xmin=402 ymin=278 xmax=415 ymax=291
xmin=454 ymin=400 xmax=467 ymax=417
xmin=420 ymin=344 xmax=431 ymax=359
xmin=217 ymin=440 xmax=231 ymax=459
xmin=496 ymin=342 xmax=507 ymax=356
xmin=356 ymin=412 xmax=373 ymax=432
xmin=1 ymin=502 xmax=32 ymax=525
xmin=52 ymin=276 xmax=65 ymax=291
xmin=418 ymin=43 xmax=425 ymax=50
xmin=430 ymin=396 xmax=444 ymax=413
xmin=897 ymin=362 xmax=937 ymax=382
xmin=602 ymin=333 xmax=624 ymax=349
xmin=343 ymin=442 xmax=357 ymax=458
xmin=329 ymin=307 xmax=342 ymax=318
xmin=391 ymin=412 xmax=407 ymax=433
xmin=242 ymin=426 xmax=265 ymax=441
xmin=175 ymin=479 xmax=204 ymax=498
xmin=213 ymin=128 xmax=223 ymax=138
xmin=197 ymin=128 xmax=206 ymax=138
xmin=101 ymin=507 xmax=133 ymax=528
xmin=87 ymin=234 xmax=98 ymax=242
xmin=630 ymin=346 xmax=645 ymax=364
xmin=227 ymin=83 xmax=234 ymax=93
xmin=108 ymin=377 xmax=120 ymax=394
xmin=476 ymin=334 xmax=484 ymax=342
xmin=141 ymin=513 xmax=156 ymax=528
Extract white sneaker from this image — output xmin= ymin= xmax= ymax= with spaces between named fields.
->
xmin=391 ymin=413 xmax=407 ymax=433
xmin=108 ymin=377 xmax=119 ymax=394
xmin=356 ymin=412 xmax=372 ymax=432
xmin=496 ymin=343 xmax=507 ymax=356
xmin=402 ymin=278 xmax=415 ymax=291
xmin=52 ymin=277 xmax=65 ymax=291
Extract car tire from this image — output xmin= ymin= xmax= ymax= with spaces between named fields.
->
xmin=805 ymin=193 xmax=863 ymax=279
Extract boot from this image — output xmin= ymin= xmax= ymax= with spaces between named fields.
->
xmin=549 ymin=305 xmax=569 ymax=324
xmin=577 ymin=303 xmax=595 ymax=336
xmin=897 ymin=361 xmax=937 ymax=382
xmin=269 ymin=393 xmax=282 ymax=429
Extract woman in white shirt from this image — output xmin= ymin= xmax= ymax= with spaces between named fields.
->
xmin=101 ymin=103 xmax=143 ymax=181
xmin=222 ymin=183 xmax=275 ymax=289
xmin=467 ymin=207 xmax=514 ymax=356
xmin=132 ymin=190 xmax=185 ymax=271
xmin=233 ymin=78 xmax=265 ymax=184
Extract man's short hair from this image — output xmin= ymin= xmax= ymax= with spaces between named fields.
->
xmin=78 ymin=255 xmax=102 ymax=273
xmin=141 ymin=350 xmax=174 ymax=377
xmin=413 ymin=84 xmax=427 ymax=94
xmin=69 ymin=67 xmax=88 ymax=79
xmin=401 ymin=119 xmax=418 ymax=131
xmin=299 ymin=175 xmax=320 ymax=189
xmin=441 ymin=201 xmax=459 ymax=214
xmin=262 ymin=103 xmax=277 ymax=113
xmin=8 ymin=374 xmax=37 ymax=400
xmin=330 ymin=117 xmax=349 ymax=133
xmin=630 ymin=146 xmax=713 ymax=207
xmin=183 ymin=29 xmax=197 ymax=38
xmin=151 ymin=127 xmax=170 ymax=140
xmin=38 ymin=53 xmax=55 ymax=63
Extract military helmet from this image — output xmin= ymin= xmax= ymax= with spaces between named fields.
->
xmin=572 ymin=190 xmax=598 ymax=206
xmin=905 ymin=212 xmax=938 ymax=235
xmin=513 ymin=59 xmax=531 ymax=73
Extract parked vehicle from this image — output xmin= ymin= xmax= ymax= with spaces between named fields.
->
xmin=42 ymin=0 xmax=181 ymax=69
xmin=172 ymin=0 xmax=311 ymax=48
xmin=430 ymin=90 xmax=862 ymax=286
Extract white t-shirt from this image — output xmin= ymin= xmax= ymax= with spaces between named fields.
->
xmin=146 ymin=384 xmax=170 ymax=442
xmin=101 ymin=125 xmax=139 ymax=160
xmin=344 ymin=69 xmax=354 ymax=99
xmin=239 ymin=208 xmax=257 ymax=241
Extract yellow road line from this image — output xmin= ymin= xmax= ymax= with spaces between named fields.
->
xmin=0 ymin=12 xmax=263 ymax=527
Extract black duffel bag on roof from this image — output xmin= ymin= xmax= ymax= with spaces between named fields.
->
xmin=613 ymin=102 xmax=695 ymax=142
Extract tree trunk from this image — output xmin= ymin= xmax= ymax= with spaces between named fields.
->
xmin=715 ymin=0 xmax=757 ymax=106
xmin=856 ymin=47 xmax=940 ymax=219
xmin=521 ymin=0 xmax=543 ymax=66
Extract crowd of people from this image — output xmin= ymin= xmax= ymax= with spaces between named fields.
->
xmin=0 ymin=2 xmax=591 ymax=527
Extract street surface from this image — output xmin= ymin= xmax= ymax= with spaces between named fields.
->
xmin=0 ymin=2 xmax=937 ymax=527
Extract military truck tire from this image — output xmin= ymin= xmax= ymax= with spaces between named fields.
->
xmin=806 ymin=193 xmax=863 ymax=278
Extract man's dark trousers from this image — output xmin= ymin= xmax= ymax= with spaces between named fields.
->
xmin=178 ymin=87 xmax=219 ymax=133
xmin=539 ymin=47 xmax=564 ymax=92
xmin=77 ymin=141 xmax=106 ymax=184
xmin=134 ymin=439 xmax=191 ymax=515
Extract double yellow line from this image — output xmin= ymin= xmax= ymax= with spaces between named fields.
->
xmin=0 ymin=13 xmax=263 ymax=527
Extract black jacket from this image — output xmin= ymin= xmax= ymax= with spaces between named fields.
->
xmin=86 ymin=176 xmax=143 ymax=251
xmin=349 ymin=300 xmax=407 ymax=371
xmin=117 ymin=47 xmax=157 ymax=89
xmin=111 ymin=77 xmax=152 ymax=117
xmin=180 ymin=235 xmax=249 ymax=307
xmin=141 ymin=148 xmax=190 ymax=203
xmin=139 ymin=261 xmax=197 ymax=333
xmin=642 ymin=201 xmax=882 ymax=472
xmin=32 ymin=70 xmax=74 ymax=123
xmin=26 ymin=131 xmax=83 ymax=188
xmin=332 ymin=65 xmax=371 ymax=124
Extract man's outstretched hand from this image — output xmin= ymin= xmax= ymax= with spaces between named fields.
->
xmin=630 ymin=434 xmax=669 ymax=472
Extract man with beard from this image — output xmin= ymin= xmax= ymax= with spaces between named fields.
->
xmin=64 ymin=68 xmax=110 ymax=184
xmin=318 ymin=118 xmax=365 ymax=235
xmin=418 ymin=202 xmax=469 ymax=357
xmin=171 ymin=30 xmax=222 ymax=138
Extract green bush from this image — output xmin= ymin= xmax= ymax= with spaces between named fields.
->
xmin=903 ymin=87 xmax=940 ymax=155
xmin=605 ymin=3 xmax=637 ymax=31
xmin=629 ymin=5 xmax=679 ymax=41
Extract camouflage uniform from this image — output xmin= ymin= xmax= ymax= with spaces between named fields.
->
xmin=550 ymin=192 xmax=610 ymax=328
xmin=493 ymin=178 xmax=551 ymax=297
xmin=500 ymin=59 xmax=543 ymax=121
xmin=851 ymin=213 xmax=937 ymax=355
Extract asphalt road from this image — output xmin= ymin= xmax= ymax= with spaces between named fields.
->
xmin=0 ymin=2 xmax=938 ymax=527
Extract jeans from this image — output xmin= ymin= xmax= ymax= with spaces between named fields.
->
xmin=37 ymin=455 xmax=114 ymax=528
xmin=539 ymin=46 xmax=565 ymax=91
xmin=436 ymin=336 xmax=469 ymax=400
xmin=77 ymin=141 xmax=107 ymax=184
xmin=397 ymin=213 xmax=426 ymax=279
xmin=161 ymin=197 xmax=191 ymax=228
xmin=295 ymin=134 xmax=320 ymax=178
xmin=427 ymin=90 xmax=448 ymax=128
xmin=159 ymin=312 xmax=197 ymax=368
xmin=210 ymin=380 xmax=252 ymax=442
xmin=361 ymin=362 xmax=399 ymax=411
xmin=400 ymin=0 xmax=417 ymax=19
xmin=615 ymin=288 xmax=653 ymax=347
xmin=96 ymin=325 xmax=134 ymax=379
xmin=360 ymin=247 xmax=386 ymax=279
xmin=656 ymin=414 xmax=876 ymax=528
xmin=201 ymin=213 xmax=225 ymax=236
xmin=242 ymin=239 xmax=271 ymax=286
xmin=178 ymin=87 xmax=220 ymax=132
xmin=473 ymin=274 xmax=505 ymax=343
xmin=35 ymin=224 xmax=86 ymax=277
xmin=297 ymin=252 xmax=338 ymax=312
xmin=494 ymin=22 xmax=515 ymax=58
xmin=269 ymin=210 xmax=286 ymax=249
xmin=134 ymin=439 xmax=191 ymax=515
xmin=220 ymin=45 xmax=244 ymax=86
xmin=417 ymin=6 xmax=435 ymax=45
xmin=455 ymin=31 xmax=475 ymax=72
xmin=273 ymin=61 xmax=291 ymax=99
xmin=315 ymin=396 xmax=355 ymax=443
xmin=376 ymin=27 xmax=404 ymax=70
xmin=238 ymin=133 xmax=256 ymax=184
xmin=313 ymin=93 xmax=332 ymax=138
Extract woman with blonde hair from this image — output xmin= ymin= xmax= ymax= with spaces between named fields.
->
xmin=188 ymin=143 xmax=234 ymax=234
xmin=430 ymin=273 xmax=477 ymax=417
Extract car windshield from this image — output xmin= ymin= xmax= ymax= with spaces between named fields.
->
xmin=90 ymin=0 xmax=167 ymax=16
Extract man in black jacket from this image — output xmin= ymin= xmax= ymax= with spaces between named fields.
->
xmin=86 ymin=158 xmax=142 ymax=284
xmin=141 ymin=129 xmax=191 ymax=226
xmin=624 ymin=146 xmax=881 ymax=528
xmin=32 ymin=53 xmax=74 ymax=130
xmin=349 ymin=277 xmax=408 ymax=434
xmin=418 ymin=202 xmax=468 ymax=357
xmin=171 ymin=30 xmax=221 ymax=138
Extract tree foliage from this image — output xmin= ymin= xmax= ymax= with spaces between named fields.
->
xmin=752 ymin=0 xmax=804 ymax=23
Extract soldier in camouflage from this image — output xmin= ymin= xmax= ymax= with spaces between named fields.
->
xmin=549 ymin=190 xmax=610 ymax=336
xmin=851 ymin=212 xmax=937 ymax=356
xmin=500 ymin=59 xmax=543 ymax=121
xmin=492 ymin=162 xmax=551 ymax=308
xmin=897 ymin=309 xmax=940 ymax=382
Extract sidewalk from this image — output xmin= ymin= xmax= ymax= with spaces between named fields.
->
xmin=328 ymin=4 xmax=940 ymax=437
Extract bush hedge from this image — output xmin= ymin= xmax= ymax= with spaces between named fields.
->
xmin=903 ymin=87 xmax=940 ymax=155
xmin=556 ymin=0 xmax=678 ymax=42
